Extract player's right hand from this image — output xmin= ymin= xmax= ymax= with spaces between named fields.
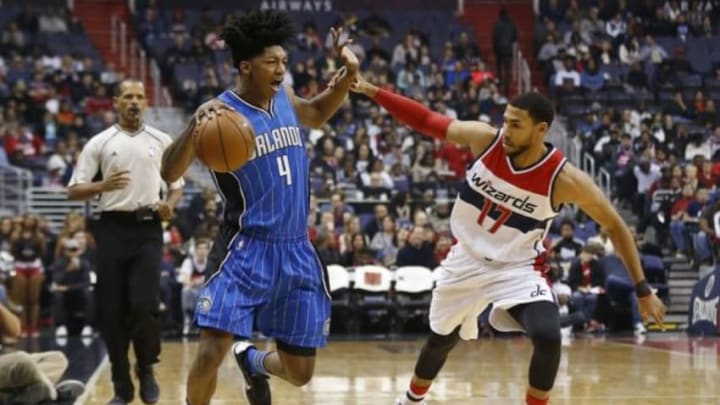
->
xmin=638 ymin=292 xmax=666 ymax=330
xmin=101 ymin=170 xmax=130 ymax=191
xmin=349 ymin=74 xmax=378 ymax=97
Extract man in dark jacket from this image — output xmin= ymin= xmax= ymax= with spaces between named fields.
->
xmin=50 ymin=238 xmax=92 ymax=336
xmin=492 ymin=8 xmax=517 ymax=94
xmin=568 ymin=244 xmax=606 ymax=331
xmin=396 ymin=226 xmax=437 ymax=268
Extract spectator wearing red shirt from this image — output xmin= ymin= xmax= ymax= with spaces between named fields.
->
xmin=435 ymin=142 xmax=473 ymax=180
xmin=83 ymin=86 xmax=113 ymax=115
xmin=669 ymin=184 xmax=696 ymax=256
xmin=470 ymin=61 xmax=495 ymax=86
xmin=698 ymin=160 xmax=716 ymax=188
xmin=4 ymin=125 xmax=44 ymax=166
xmin=568 ymin=245 xmax=606 ymax=332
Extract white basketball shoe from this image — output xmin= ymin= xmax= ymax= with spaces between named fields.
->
xmin=395 ymin=394 xmax=427 ymax=405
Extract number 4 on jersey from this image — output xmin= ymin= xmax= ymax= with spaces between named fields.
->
xmin=277 ymin=155 xmax=292 ymax=185
xmin=477 ymin=199 xmax=511 ymax=233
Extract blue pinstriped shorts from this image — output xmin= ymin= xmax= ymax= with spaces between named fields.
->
xmin=195 ymin=229 xmax=331 ymax=348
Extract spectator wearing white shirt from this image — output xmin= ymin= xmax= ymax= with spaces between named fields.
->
xmin=684 ymin=133 xmax=712 ymax=161
xmin=552 ymin=220 xmax=584 ymax=263
xmin=619 ymin=37 xmax=642 ymax=65
xmin=38 ymin=9 xmax=68 ymax=33
xmin=639 ymin=35 xmax=669 ymax=64
xmin=634 ymin=158 xmax=662 ymax=216
xmin=587 ymin=227 xmax=616 ymax=255
xmin=605 ymin=13 xmax=627 ymax=43
xmin=554 ymin=57 xmax=581 ymax=89
xmin=634 ymin=159 xmax=662 ymax=195
xmin=580 ymin=7 xmax=604 ymax=38
xmin=538 ymin=33 xmax=562 ymax=66
xmin=391 ymin=34 xmax=419 ymax=68
xmin=361 ymin=159 xmax=394 ymax=190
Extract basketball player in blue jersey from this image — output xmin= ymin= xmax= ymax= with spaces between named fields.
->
xmin=161 ymin=10 xmax=358 ymax=405
xmin=349 ymin=76 xmax=667 ymax=405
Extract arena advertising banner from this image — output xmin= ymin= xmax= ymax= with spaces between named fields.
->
xmin=154 ymin=0 xmax=457 ymax=11
xmin=687 ymin=269 xmax=720 ymax=336
xmin=256 ymin=0 xmax=457 ymax=10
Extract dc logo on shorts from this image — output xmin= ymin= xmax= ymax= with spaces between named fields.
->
xmin=322 ymin=318 xmax=331 ymax=336
xmin=530 ymin=285 xmax=547 ymax=298
xmin=198 ymin=296 xmax=213 ymax=313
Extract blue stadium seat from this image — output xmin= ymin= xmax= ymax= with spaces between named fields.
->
xmin=688 ymin=49 xmax=712 ymax=74
xmin=679 ymin=73 xmax=703 ymax=90
xmin=609 ymin=91 xmax=634 ymax=108
xmin=641 ymin=254 xmax=669 ymax=301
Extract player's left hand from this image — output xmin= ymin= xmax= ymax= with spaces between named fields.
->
xmin=194 ymin=98 xmax=231 ymax=123
xmin=156 ymin=202 xmax=175 ymax=221
xmin=638 ymin=292 xmax=666 ymax=330
xmin=330 ymin=27 xmax=358 ymax=74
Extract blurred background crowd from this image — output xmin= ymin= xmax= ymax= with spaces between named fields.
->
xmin=0 ymin=0 xmax=718 ymax=343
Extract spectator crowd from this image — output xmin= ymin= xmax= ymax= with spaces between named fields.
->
xmin=1 ymin=2 xmax=707 ymax=340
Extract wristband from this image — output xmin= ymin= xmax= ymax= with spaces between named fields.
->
xmin=634 ymin=280 xmax=652 ymax=298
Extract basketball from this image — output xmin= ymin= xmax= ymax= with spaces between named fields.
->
xmin=193 ymin=110 xmax=256 ymax=172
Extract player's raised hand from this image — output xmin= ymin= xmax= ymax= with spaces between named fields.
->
xmin=330 ymin=27 xmax=358 ymax=74
xmin=638 ymin=292 xmax=666 ymax=330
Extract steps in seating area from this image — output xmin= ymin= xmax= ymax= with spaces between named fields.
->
xmin=616 ymin=203 xmax=697 ymax=330
xmin=73 ymin=0 xmax=157 ymax=103
xmin=665 ymin=257 xmax=699 ymax=317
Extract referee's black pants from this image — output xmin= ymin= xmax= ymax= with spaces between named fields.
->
xmin=92 ymin=212 xmax=162 ymax=398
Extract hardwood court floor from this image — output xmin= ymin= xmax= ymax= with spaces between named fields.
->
xmin=82 ymin=334 xmax=720 ymax=404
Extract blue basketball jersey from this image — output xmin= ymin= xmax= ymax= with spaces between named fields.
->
xmin=214 ymin=87 xmax=308 ymax=240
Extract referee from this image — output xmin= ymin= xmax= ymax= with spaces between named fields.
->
xmin=67 ymin=79 xmax=184 ymax=405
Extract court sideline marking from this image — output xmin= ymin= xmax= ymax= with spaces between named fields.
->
xmin=74 ymin=354 xmax=108 ymax=405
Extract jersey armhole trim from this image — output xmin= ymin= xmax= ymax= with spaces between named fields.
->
xmin=471 ymin=128 xmax=502 ymax=165
xmin=549 ymin=158 xmax=567 ymax=213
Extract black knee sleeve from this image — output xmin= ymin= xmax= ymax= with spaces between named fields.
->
xmin=510 ymin=301 xmax=561 ymax=391
xmin=414 ymin=327 xmax=461 ymax=380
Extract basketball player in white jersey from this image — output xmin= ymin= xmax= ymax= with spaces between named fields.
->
xmin=349 ymin=77 xmax=666 ymax=405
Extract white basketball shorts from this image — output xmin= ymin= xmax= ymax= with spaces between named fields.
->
xmin=430 ymin=243 xmax=556 ymax=340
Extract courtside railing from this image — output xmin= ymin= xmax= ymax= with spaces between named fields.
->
xmin=110 ymin=14 xmax=170 ymax=106
xmin=0 ymin=166 xmax=33 ymax=216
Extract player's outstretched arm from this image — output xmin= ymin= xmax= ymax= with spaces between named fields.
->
xmin=161 ymin=99 xmax=229 ymax=182
xmin=289 ymin=27 xmax=359 ymax=129
xmin=553 ymin=164 xmax=666 ymax=328
xmin=350 ymin=75 xmax=496 ymax=156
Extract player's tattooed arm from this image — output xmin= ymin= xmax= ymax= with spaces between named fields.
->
xmin=553 ymin=164 xmax=666 ymax=328
xmin=288 ymin=27 xmax=359 ymax=128
xmin=162 ymin=99 xmax=229 ymax=182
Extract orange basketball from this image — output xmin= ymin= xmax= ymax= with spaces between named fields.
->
xmin=193 ymin=110 xmax=256 ymax=172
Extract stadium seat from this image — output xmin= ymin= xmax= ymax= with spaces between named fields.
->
xmin=352 ymin=265 xmax=394 ymax=333
xmin=327 ymin=264 xmax=355 ymax=333
xmin=393 ymin=266 xmax=434 ymax=332
xmin=641 ymin=254 xmax=670 ymax=302
xmin=599 ymin=255 xmax=635 ymax=332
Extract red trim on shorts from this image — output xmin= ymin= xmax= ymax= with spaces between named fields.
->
xmin=15 ymin=266 xmax=43 ymax=277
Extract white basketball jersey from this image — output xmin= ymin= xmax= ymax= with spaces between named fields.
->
xmin=449 ymin=132 xmax=566 ymax=266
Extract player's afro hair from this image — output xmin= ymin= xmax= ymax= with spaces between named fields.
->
xmin=221 ymin=9 xmax=296 ymax=66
